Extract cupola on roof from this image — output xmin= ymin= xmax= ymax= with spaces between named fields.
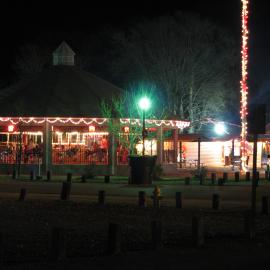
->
xmin=53 ymin=41 xmax=76 ymax=66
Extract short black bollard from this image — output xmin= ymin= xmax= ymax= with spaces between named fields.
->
xmin=185 ymin=177 xmax=191 ymax=185
xmin=199 ymin=175 xmax=204 ymax=185
xmin=138 ymin=191 xmax=146 ymax=207
xmin=49 ymin=227 xmax=66 ymax=261
xmin=244 ymin=211 xmax=255 ymax=240
xmin=235 ymin=172 xmax=240 ymax=182
xmin=18 ymin=188 xmax=26 ymax=201
xmin=107 ymin=223 xmax=121 ymax=255
xmin=175 ymin=192 xmax=182 ymax=209
xmin=30 ymin=170 xmax=36 ymax=181
xmin=223 ymin=172 xmax=228 ymax=183
xmin=211 ymin=173 xmax=216 ymax=185
xmin=246 ymin=171 xmax=251 ymax=181
xmin=81 ymin=174 xmax=86 ymax=183
xmin=47 ymin=170 xmax=51 ymax=181
xmin=253 ymin=171 xmax=259 ymax=187
xmin=212 ymin=194 xmax=220 ymax=210
xmin=151 ymin=220 xmax=162 ymax=250
xmin=104 ymin=175 xmax=110 ymax=183
xmin=262 ymin=196 xmax=269 ymax=215
xmin=60 ymin=182 xmax=71 ymax=200
xmin=265 ymin=171 xmax=269 ymax=180
xmin=192 ymin=216 xmax=204 ymax=247
xmin=152 ymin=195 xmax=160 ymax=208
xmin=0 ymin=233 xmax=3 ymax=265
xmin=12 ymin=169 xmax=17 ymax=180
xmin=98 ymin=190 xmax=106 ymax=205
xmin=218 ymin=178 xmax=224 ymax=186
xmin=66 ymin=173 xmax=72 ymax=183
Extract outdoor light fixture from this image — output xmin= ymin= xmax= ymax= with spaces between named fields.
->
xmin=139 ymin=97 xmax=151 ymax=111
xmin=214 ymin=122 xmax=226 ymax=136
xmin=89 ymin=125 xmax=95 ymax=132
xmin=124 ymin=126 xmax=130 ymax=133
xmin=8 ymin=125 xmax=14 ymax=132
xmin=138 ymin=97 xmax=151 ymax=156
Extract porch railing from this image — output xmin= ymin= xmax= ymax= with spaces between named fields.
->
xmin=52 ymin=148 xmax=108 ymax=165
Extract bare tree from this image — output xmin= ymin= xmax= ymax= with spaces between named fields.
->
xmin=110 ymin=12 xmax=238 ymax=132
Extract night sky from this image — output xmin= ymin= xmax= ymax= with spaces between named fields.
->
xmin=0 ymin=1 xmax=270 ymax=102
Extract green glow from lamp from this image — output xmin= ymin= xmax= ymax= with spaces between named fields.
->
xmin=139 ymin=97 xmax=151 ymax=111
xmin=138 ymin=97 xmax=151 ymax=156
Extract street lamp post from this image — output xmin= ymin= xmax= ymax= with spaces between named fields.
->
xmin=142 ymin=109 xmax=146 ymax=156
xmin=139 ymin=97 xmax=151 ymax=157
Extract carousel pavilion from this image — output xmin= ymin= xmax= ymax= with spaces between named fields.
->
xmin=0 ymin=42 xmax=190 ymax=176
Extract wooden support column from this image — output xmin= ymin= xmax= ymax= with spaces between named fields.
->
xmin=173 ymin=129 xmax=179 ymax=163
xmin=198 ymin=137 xmax=201 ymax=170
xmin=232 ymin=139 xmax=235 ymax=170
xmin=108 ymin=118 xmax=117 ymax=175
xmin=42 ymin=120 xmax=52 ymax=175
xmin=157 ymin=126 xmax=163 ymax=164
xmin=179 ymin=141 xmax=183 ymax=168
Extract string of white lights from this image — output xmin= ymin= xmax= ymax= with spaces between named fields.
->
xmin=119 ymin=118 xmax=190 ymax=129
xmin=0 ymin=117 xmax=108 ymax=125
xmin=0 ymin=117 xmax=190 ymax=129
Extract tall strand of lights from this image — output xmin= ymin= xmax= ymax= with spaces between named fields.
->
xmin=240 ymin=0 xmax=249 ymax=169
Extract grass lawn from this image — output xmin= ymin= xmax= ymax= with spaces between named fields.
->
xmin=1 ymin=199 xmax=270 ymax=269
xmin=1 ymin=174 xmax=269 ymax=187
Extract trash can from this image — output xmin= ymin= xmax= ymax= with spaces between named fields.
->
xmin=129 ymin=155 xmax=157 ymax=185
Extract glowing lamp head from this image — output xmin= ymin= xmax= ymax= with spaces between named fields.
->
xmin=214 ymin=122 xmax=226 ymax=136
xmin=138 ymin=97 xmax=151 ymax=111
xmin=8 ymin=125 xmax=14 ymax=132
xmin=89 ymin=125 xmax=95 ymax=132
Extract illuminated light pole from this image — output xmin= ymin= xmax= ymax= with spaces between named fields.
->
xmin=240 ymin=0 xmax=249 ymax=170
xmin=138 ymin=97 xmax=151 ymax=156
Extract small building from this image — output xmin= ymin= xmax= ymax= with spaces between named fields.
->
xmin=0 ymin=42 xmax=190 ymax=176
xmin=178 ymin=134 xmax=267 ymax=170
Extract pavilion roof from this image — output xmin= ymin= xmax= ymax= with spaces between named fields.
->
xmin=0 ymin=65 xmax=123 ymax=117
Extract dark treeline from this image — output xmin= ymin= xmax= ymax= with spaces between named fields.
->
xmin=1 ymin=11 xmax=240 ymax=133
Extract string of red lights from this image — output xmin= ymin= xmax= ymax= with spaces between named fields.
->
xmin=240 ymin=0 xmax=249 ymax=168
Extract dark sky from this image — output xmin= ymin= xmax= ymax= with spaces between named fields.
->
xmin=1 ymin=0 xmax=270 ymax=101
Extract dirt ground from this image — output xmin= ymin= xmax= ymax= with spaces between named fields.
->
xmin=1 ymin=199 xmax=270 ymax=270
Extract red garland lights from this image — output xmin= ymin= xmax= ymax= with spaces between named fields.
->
xmin=240 ymin=0 xmax=249 ymax=169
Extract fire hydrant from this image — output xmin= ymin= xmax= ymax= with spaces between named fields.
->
xmin=151 ymin=185 xmax=162 ymax=208
xmin=153 ymin=185 xmax=161 ymax=197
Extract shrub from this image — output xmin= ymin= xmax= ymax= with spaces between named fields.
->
xmin=191 ymin=166 xmax=208 ymax=179
xmin=85 ymin=168 xmax=95 ymax=179
xmin=153 ymin=164 xmax=163 ymax=181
